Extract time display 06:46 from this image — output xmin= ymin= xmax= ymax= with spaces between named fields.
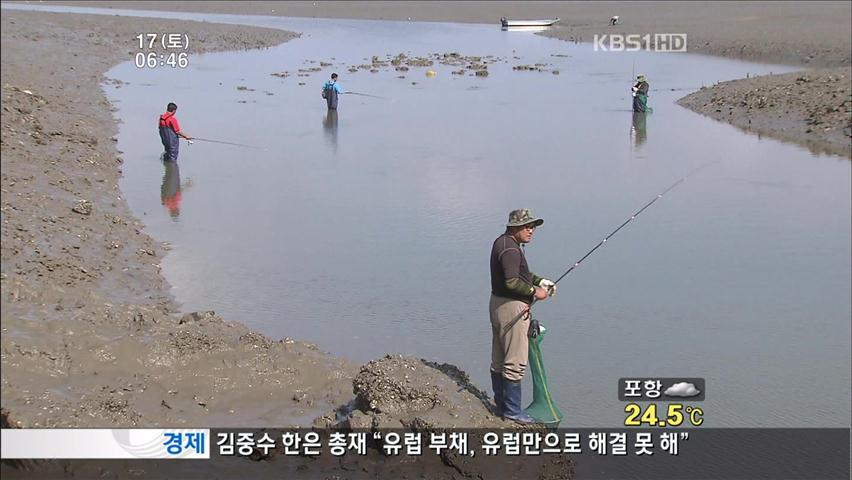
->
xmin=135 ymin=52 xmax=189 ymax=69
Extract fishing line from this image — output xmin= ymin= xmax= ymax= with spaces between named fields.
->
xmin=502 ymin=161 xmax=717 ymax=335
xmin=345 ymin=91 xmax=386 ymax=99
xmin=190 ymin=137 xmax=264 ymax=149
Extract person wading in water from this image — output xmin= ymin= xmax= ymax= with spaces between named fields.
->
xmin=632 ymin=74 xmax=650 ymax=113
xmin=158 ymin=102 xmax=193 ymax=161
xmin=322 ymin=73 xmax=344 ymax=111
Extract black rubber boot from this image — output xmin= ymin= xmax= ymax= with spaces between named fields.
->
xmin=502 ymin=379 xmax=537 ymax=424
xmin=490 ymin=370 xmax=504 ymax=416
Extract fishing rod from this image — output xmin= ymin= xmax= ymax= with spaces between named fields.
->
xmin=632 ymin=58 xmax=636 ymax=84
xmin=345 ymin=91 xmax=386 ymax=99
xmin=189 ymin=137 xmax=264 ymax=149
xmin=502 ymin=161 xmax=717 ymax=335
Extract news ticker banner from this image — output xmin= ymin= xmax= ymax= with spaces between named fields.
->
xmin=1 ymin=428 xmax=849 ymax=479
xmin=1 ymin=429 xmax=209 ymax=459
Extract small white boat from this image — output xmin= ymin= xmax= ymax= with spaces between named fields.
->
xmin=500 ymin=17 xmax=560 ymax=28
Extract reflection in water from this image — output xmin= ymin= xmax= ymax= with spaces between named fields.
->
xmin=630 ymin=111 xmax=648 ymax=149
xmin=323 ymin=109 xmax=339 ymax=153
xmin=160 ymin=161 xmax=191 ymax=220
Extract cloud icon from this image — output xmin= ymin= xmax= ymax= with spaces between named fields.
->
xmin=664 ymin=382 xmax=701 ymax=397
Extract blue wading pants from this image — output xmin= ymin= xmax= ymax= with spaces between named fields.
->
xmin=326 ymin=87 xmax=339 ymax=110
xmin=159 ymin=125 xmax=179 ymax=161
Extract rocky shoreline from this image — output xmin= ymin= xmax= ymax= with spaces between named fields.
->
xmin=676 ymin=67 xmax=851 ymax=158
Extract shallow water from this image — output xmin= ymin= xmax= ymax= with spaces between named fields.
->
xmin=6 ymin=4 xmax=851 ymax=429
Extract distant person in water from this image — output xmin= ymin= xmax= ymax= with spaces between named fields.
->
xmin=158 ymin=102 xmax=193 ymax=161
xmin=631 ymin=74 xmax=649 ymax=113
xmin=322 ymin=73 xmax=344 ymax=110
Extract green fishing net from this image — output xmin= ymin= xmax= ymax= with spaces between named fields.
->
xmin=524 ymin=325 xmax=564 ymax=426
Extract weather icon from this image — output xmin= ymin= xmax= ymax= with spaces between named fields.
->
xmin=664 ymin=382 xmax=701 ymax=397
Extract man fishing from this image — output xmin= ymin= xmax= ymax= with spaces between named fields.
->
xmin=632 ymin=74 xmax=650 ymax=113
xmin=322 ymin=73 xmax=343 ymax=110
xmin=158 ymin=102 xmax=193 ymax=162
xmin=489 ymin=209 xmax=556 ymax=424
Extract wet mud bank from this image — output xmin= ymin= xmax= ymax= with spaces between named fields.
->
xmin=676 ymin=67 xmax=851 ymax=158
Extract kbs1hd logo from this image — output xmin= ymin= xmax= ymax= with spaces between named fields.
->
xmin=594 ymin=33 xmax=688 ymax=52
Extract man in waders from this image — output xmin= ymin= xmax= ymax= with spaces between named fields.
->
xmin=632 ymin=74 xmax=650 ymax=113
xmin=159 ymin=102 xmax=193 ymax=162
xmin=489 ymin=209 xmax=556 ymax=424
xmin=322 ymin=73 xmax=343 ymax=110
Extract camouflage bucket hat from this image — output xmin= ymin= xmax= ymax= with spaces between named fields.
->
xmin=507 ymin=209 xmax=544 ymax=228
